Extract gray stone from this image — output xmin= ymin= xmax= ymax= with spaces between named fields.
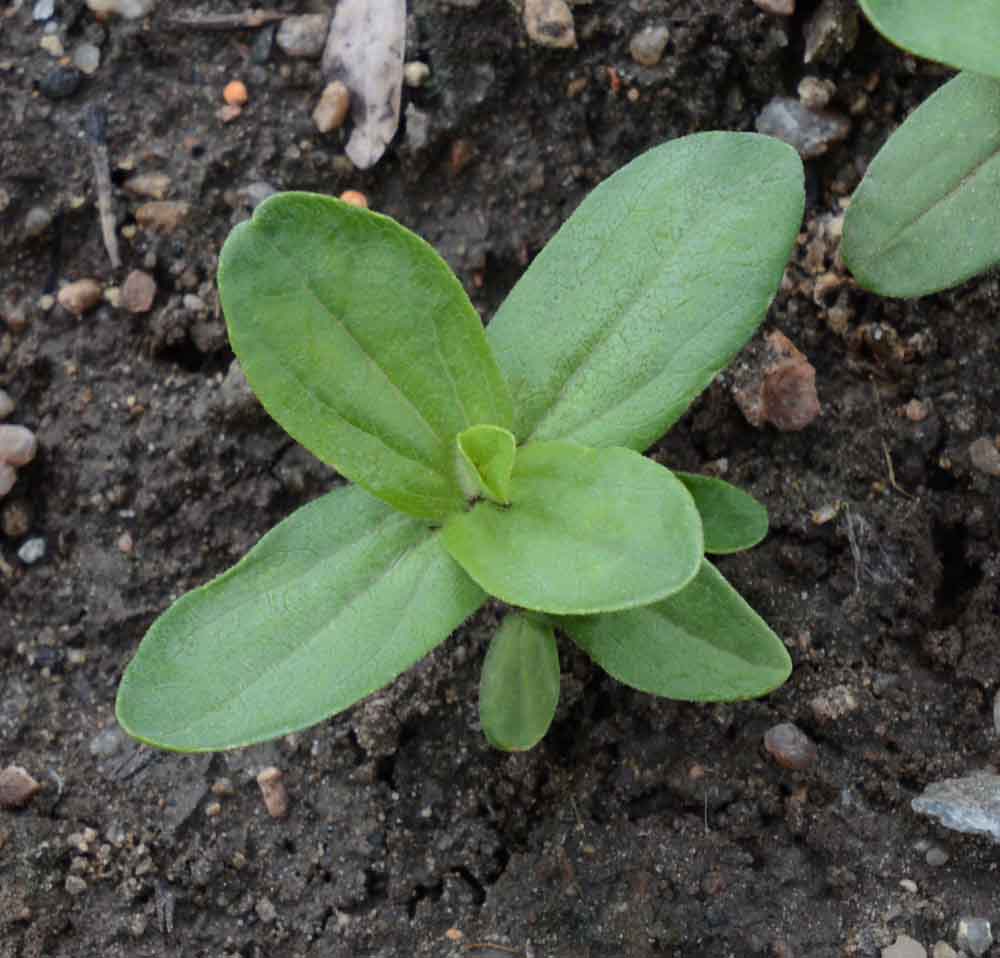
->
xmin=882 ymin=935 xmax=926 ymax=958
xmin=18 ymin=537 xmax=47 ymax=565
xmin=33 ymin=0 xmax=55 ymax=21
xmin=72 ymin=42 xmax=101 ymax=76
xmin=629 ymin=25 xmax=670 ymax=66
xmin=911 ymin=774 xmax=1000 ymax=842
xmin=276 ymin=14 xmax=329 ymax=58
xmin=957 ymin=918 xmax=993 ymax=957
xmin=756 ymin=96 xmax=849 ymax=159
xmin=969 ymin=437 xmax=1000 ymax=477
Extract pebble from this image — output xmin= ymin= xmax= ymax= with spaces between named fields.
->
xmin=932 ymin=945 xmax=957 ymax=958
xmin=72 ymin=42 xmax=101 ymax=75
xmin=0 ymin=765 xmax=42 ymax=809
xmin=0 ymin=389 xmax=13 ymax=420
xmin=2 ymin=500 xmax=31 ymax=538
xmin=123 ymin=172 xmax=171 ymax=200
xmin=312 ymin=81 xmax=350 ymax=134
xmin=135 ymin=201 xmax=190 ymax=234
xmin=924 ymin=846 xmax=949 ymax=867
xmin=755 ymin=96 xmax=850 ymax=159
xmin=255 ymin=897 xmax=277 ymax=923
xmin=404 ymin=103 xmax=430 ymax=150
xmin=40 ymin=34 xmax=65 ymax=57
xmin=629 ymin=25 xmax=670 ymax=66
xmin=733 ymin=330 xmax=821 ymax=432
xmin=240 ymin=181 xmax=278 ymax=210
xmin=0 ymin=465 xmax=15 ymax=499
xmin=39 ymin=65 xmax=81 ymax=100
xmin=33 ymin=0 xmax=55 ymax=20
xmin=969 ymin=437 xmax=1000 ymax=477
xmin=912 ymin=774 xmax=1000 ymax=842
xmin=882 ymin=936 xmax=926 ymax=958
xmin=122 ymin=270 xmax=156 ymax=314
xmin=64 ymin=876 xmax=88 ymax=896
xmin=339 ymin=189 xmax=368 ymax=209
xmin=403 ymin=61 xmax=430 ymax=87
xmin=957 ymin=918 xmax=993 ymax=957
xmin=23 ymin=205 xmax=53 ymax=238
xmin=763 ymin=722 xmax=817 ymax=770
xmin=223 ymin=79 xmax=248 ymax=107
xmin=275 ymin=14 xmax=329 ymax=58
xmin=18 ymin=537 xmax=46 ymax=565
xmin=0 ymin=425 xmax=38 ymax=467
xmin=753 ymin=0 xmax=794 ymax=13
xmin=810 ymin=685 xmax=859 ymax=722
xmin=804 ymin=0 xmax=858 ymax=65
xmin=256 ymin=766 xmax=289 ymax=819
xmin=85 ymin=0 xmax=157 ymax=18
xmin=798 ymin=76 xmax=835 ymax=109
xmin=57 ymin=278 xmax=102 ymax=316
xmin=523 ymin=0 xmax=576 ymax=49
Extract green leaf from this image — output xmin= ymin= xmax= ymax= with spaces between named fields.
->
xmin=456 ymin=424 xmax=517 ymax=505
xmin=442 ymin=441 xmax=703 ymax=615
xmin=858 ymin=0 xmax=1000 ymax=79
xmin=479 ymin=614 xmax=560 ymax=751
xmin=842 ymin=72 xmax=1000 ymax=297
xmin=674 ymin=472 xmax=768 ymax=555
xmin=561 ymin=559 xmax=791 ymax=701
xmin=486 ymin=133 xmax=804 ymax=450
xmin=218 ymin=193 xmax=513 ymax=520
xmin=116 ymin=484 xmax=485 ymax=751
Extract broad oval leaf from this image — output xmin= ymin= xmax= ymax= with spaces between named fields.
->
xmin=842 ymin=72 xmax=1000 ymax=297
xmin=456 ymin=423 xmax=517 ymax=505
xmin=675 ymin=472 xmax=768 ymax=554
xmin=479 ymin=613 xmax=560 ymax=751
xmin=487 ymin=133 xmax=804 ymax=449
xmin=116 ymin=484 xmax=485 ymax=751
xmin=219 ymin=193 xmax=513 ymax=520
xmin=442 ymin=441 xmax=703 ymax=615
xmin=859 ymin=0 xmax=1000 ymax=79
xmin=561 ymin=559 xmax=791 ymax=701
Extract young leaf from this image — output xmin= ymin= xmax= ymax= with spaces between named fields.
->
xmin=842 ymin=72 xmax=1000 ymax=297
xmin=442 ymin=441 xmax=703 ymax=615
xmin=218 ymin=193 xmax=513 ymax=520
xmin=456 ymin=424 xmax=517 ymax=505
xmin=487 ymin=132 xmax=804 ymax=450
xmin=116 ymin=484 xmax=486 ymax=752
xmin=479 ymin=613 xmax=560 ymax=751
xmin=561 ymin=559 xmax=791 ymax=701
xmin=674 ymin=472 xmax=768 ymax=554
xmin=858 ymin=0 xmax=1000 ymax=79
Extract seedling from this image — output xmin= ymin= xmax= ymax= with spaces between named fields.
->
xmin=116 ymin=132 xmax=804 ymax=753
xmin=843 ymin=1 xmax=1000 ymax=297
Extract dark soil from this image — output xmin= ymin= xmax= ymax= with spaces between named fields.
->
xmin=3 ymin=1 xmax=1000 ymax=956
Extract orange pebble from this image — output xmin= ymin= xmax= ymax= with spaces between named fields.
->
xmin=339 ymin=190 xmax=368 ymax=209
xmin=223 ymin=80 xmax=248 ymax=107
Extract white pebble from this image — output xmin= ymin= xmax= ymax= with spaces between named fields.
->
xmin=18 ymin=537 xmax=46 ymax=565
xmin=403 ymin=61 xmax=431 ymax=87
xmin=86 ymin=0 xmax=156 ymax=19
xmin=73 ymin=42 xmax=101 ymax=76
xmin=0 ymin=425 xmax=37 ymax=467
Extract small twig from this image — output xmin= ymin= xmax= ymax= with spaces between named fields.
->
xmin=83 ymin=106 xmax=120 ymax=270
xmin=465 ymin=945 xmax=520 ymax=955
xmin=165 ymin=9 xmax=287 ymax=30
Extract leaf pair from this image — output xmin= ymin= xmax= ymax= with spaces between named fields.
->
xmin=116 ymin=132 xmax=805 ymax=753
xmin=844 ymin=3 xmax=1000 ymax=296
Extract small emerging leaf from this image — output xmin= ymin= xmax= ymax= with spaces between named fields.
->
xmin=561 ymin=559 xmax=790 ymax=701
xmin=219 ymin=193 xmax=513 ymax=520
xmin=487 ymin=132 xmax=804 ymax=450
xmin=859 ymin=0 xmax=1000 ymax=79
xmin=479 ymin=614 xmax=560 ymax=751
xmin=116 ymin=485 xmax=485 ymax=751
xmin=843 ymin=72 xmax=1000 ymax=297
xmin=675 ymin=472 xmax=768 ymax=554
xmin=442 ymin=441 xmax=703 ymax=615
xmin=456 ymin=424 xmax=517 ymax=505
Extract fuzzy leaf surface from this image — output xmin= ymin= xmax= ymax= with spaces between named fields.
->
xmin=456 ymin=424 xmax=517 ymax=505
xmin=675 ymin=472 xmax=768 ymax=554
xmin=561 ymin=559 xmax=791 ymax=701
xmin=442 ymin=441 xmax=702 ymax=615
xmin=842 ymin=73 xmax=1000 ymax=297
xmin=486 ymin=132 xmax=804 ymax=449
xmin=479 ymin=614 xmax=560 ymax=751
xmin=116 ymin=484 xmax=485 ymax=751
xmin=219 ymin=193 xmax=513 ymax=520
xmin=859 ymin=0 xmax=1000 ymax=78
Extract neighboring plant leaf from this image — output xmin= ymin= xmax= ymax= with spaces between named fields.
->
xmin=116 ymin=484 xmax=486 ymax=751
xmin=487 ymin=132 xmax=804 ymax=450
xmin=842 ymin=72 xmax=1000 ymax=298
xmin=858 ymin=0 xmax=1000 ymax=79
xmin=219 ymin=193 xmax=513 ymax=520
xmin=561 ymin=559 xmax=791 ymax=701
xmin=479 ymin=613 xmax=560 ymax=751
xmin=321 ymin=0 xmax=406 ymax=169
xmin=456 ymin=423 xmax=517 ymax=505
xmin=442 ymin=441 xmax=703 ymax=615
xmin=674 ymin=472 xmax=768 ymax=555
